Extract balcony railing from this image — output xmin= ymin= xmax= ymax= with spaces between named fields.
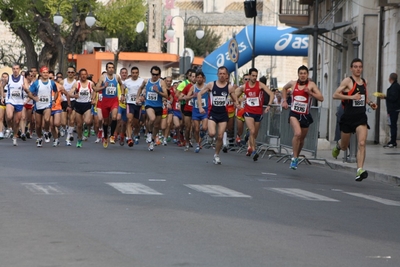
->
xmin=279 ymin=0 xmax=310 ymax=27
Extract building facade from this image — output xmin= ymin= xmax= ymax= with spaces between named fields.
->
xmin=279 ymin=0 xmax=400 ymax=143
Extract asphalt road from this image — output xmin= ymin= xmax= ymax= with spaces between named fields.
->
xmin=0 ymin=137 xmax=399 ymax=267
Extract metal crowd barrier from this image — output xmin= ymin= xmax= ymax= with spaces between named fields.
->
xmin=254 ymin=104 xmax=283 ymax=158
xmin=268 ymin=106 xmax=333 ymax=168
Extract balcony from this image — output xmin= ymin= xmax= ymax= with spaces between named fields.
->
xmin=279 ymin=0 xmax=310 ymax=27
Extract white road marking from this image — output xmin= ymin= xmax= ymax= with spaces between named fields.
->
xmin=22 ymin=183 xmax=65 ymax=195
xmin=106 ymin=183 xmax=163 ymax=195
xmin=366 ymin=256 xmax=391 ymax=259
xmin=269 ymin=188 xmax=340 ymax=202
xmin=185 ymin=184 xmax=252 ymax=198
xmin=342 ymin=192 xmax=400 ymax=206
xmin=262 ymin=172 xmax=277 ymax=175
xmin=148 ymin=179 xmax=166 ymax=182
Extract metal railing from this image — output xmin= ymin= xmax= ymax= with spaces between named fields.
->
xmin=279 ymin=0 xmax=309 ymax=16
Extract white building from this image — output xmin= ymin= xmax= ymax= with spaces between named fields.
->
xmin=279 ymin=0 xmax=400 ymax=144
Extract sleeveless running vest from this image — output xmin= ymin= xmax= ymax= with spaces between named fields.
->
xmin=244 ymin=81 xmax=264 ymax=115
xmin=102 ymin=75 xmax=118 ymax=98
xmin=6 ymin=75 xmax=24 ymax=105
xmin=290 ymin=81 xmax=312 ymax=115
xmin=342 ymin=77 xmax=367 ymax=115
xmin=145 ymin=79 xmax=163 ymax=108
xmin=210 ymin=81 xmax=229 ymax=113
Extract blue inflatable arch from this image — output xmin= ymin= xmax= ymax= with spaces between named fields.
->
xmin=201 ymin=25 xmax=309 ymax=82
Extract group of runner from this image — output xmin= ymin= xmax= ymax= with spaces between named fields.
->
xmin=0 ymin=59 xmax=377 ymax=181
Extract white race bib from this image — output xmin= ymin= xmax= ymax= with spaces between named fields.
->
xmin=246 ymin=97 xmax=260 ymax=106
xmin=11 ymin=90 xmax=21 ymax=98
xmin=105 ymin=86 xmax=116 ymax=95
xmin=129 ymin=94 xmax=136 ymax=102
xmin=39 ymin=95 xmax=50 ymax=103
xmin=353 ymin=95 xmax=365 ymax=107
xmin=195 ymin=99 xmax=206 ymax=108
xmin=175 ymin=102 xmax=180 ymax=110
xmin=188 ymin=99 xmax=194 ymax=106
xmin=147 ymin=92 xmax=158 ymax=101
xmin=291 ymin=101 xmax=307 ymax=114
xmin=213 ymin=96 xmax=226 ymax=106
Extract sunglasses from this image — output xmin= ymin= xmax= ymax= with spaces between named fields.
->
xmin=244 ymin=78 xmax=249 ymax=81
xmin=67 ymin=71 xmax=75 ymax=74
xmin=151 ymin=73 xmax=160 ymax=76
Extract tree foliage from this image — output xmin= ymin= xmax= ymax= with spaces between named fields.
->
xmin=185 ymin=26 xmax=222 ymax=57
xmin=0 ymin=0 xmax=146 ymax=72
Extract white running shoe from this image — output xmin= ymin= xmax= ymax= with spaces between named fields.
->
xmin=95 ymin=137 xmax=101 ymax=143
xmin=36 ymin=138 xmax=43 ymax=147
xmin=44 ymin=132 xmax=50 ymax=143
xmin=60 ymin=127 xmax=65 ymax=137
xmin=12 ymin=138 xmax=17 ymax=146
xmin=4 ymin=129 xmax=11 ymax=138
xmin=213 ymin=154 xmax=221 ymax=165
xmin=163 ymin=139 xmax=167 ymax=146
xmin=53 ymin=139 xmax=59 ymax=147
xmin=146 ymin=133 xmax=152 ymax=143
xmin=148 ymin=141 xmax=154 ymax=151
xmin=66 ymin=140 xmax=72 ymax=146
xmin=0 ymin=131 xmax=4 ymax=139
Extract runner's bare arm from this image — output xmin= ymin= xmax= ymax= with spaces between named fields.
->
xmin=94 ymin=76 xmax=105 ymax=92
xmin=333 ymin=77 xmax=359 ymax=100
xmin=307 ymin=82 xmax=324 ymax=102
xmin=197 ymin=82 xmax=212 ymax=113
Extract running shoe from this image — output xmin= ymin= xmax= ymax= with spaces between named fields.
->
xmin=355 ymin=168 xmax=368 ymax=182
xmin=25 ymin=131 xmax=31 ymax=139
xmin=163 ymin=139 xmax=167 ymax=146
xmin=110 ymin=135 xmax=116 ymax=144
xmin=246 ymin=146 xmax=253 ymax=156
xmin=53 ymin=139 xmax=60 ymax=147
xmin=290 ymin=158 xmax=298 ymax=170
xmin=195 ymin=146 xmax=200 ymax=153
xmin=95 ymin=137 xmax=101 ymax=143
xmin=44 ymin=132 xmax=50 ymax=143
xmin=4 ymin=129 xmax=11 ymax=138
xmin=127 ymin=139 xmax=134 ymax=147
xmin=251 ymin=151 xmax=259 ymax=161
xmin=66 ymin=140 xmax=72 ymax=146
xmin=134 ymin=137 xmax=139 ymax=145
xmin=213 ymin=154 xmax=221 ymax=165
xmin=222 ymin=146 xmax=228 ymax=153
xmin=332 ymin=143 xmax=340 ymax=159
xmin=148 ymin=141 xmax=154 ymax=151
xmin=76 ymin=139 xmax=83 ymax=148
xmin=199 ymin=130 xmax=205 ymax=138
xmin=146 ymin=133 xmax=152 ymax=143
xmin=184 ymin=145 xmax=189 ymax=151
xmin=119 ymin=134 xmax=125 ymax=146
xmin=0 ymin=131 xmax=3 ymax=139
xmin=60 ymin=127 xmax=65 ymax=137
xmin=83 ymin=129 xmax=89 ymax=138
xmin=90 ymin=129 xmax=95 ymax=136
xmin=155 ymin=136 xmax=161 ymax=146
xmin=102 ymin=137 xmax=108 ymax=148
xmin=12 ymin=138 xmax=17 ymax=146
xmin=36 ymin=138 xmax=43 ymax=147
xmin=20 ymin=133 xmax=26 ymax=141
xmin=383 ymin=143 xmax=397 ymax=148
xmin=166 ymin=136 xmax=171 ymax=142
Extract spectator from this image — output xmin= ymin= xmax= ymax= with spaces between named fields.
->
xmin=380 ymin=73 xmax=400 ymax=147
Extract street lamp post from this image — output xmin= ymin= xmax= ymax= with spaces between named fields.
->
xmin=166 ymin=12 xmax=204 ymax=74
xmin=53 ymin=0 xmax=96 ymax=73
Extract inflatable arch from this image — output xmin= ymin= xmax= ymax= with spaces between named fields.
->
xmin=201 ymin=25 xmax=309 ymax=82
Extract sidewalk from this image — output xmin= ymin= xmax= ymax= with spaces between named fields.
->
xmin=313 ymin=142 xmax=400 ymax=186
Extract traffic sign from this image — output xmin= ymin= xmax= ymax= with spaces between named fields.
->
xmin=228 ymin=39 xmax=239 ymax=63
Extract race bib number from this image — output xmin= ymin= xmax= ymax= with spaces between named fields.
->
xmin=175 ymin=102 xmax=180 ymax=110
xmin=195 ymin=99 xmax=206 ymax=108
xmin=147 ymin=92 xmax=158 ymax=101
xmin=246 ymin=97 xmax=260 ymax=106
xmin=11 ymin=90 xmax=21 ymax=97
xmin=79 ymin=90 xmax=89 ymax=96
xmin=226 ymin=98 xmax=233 ymax=106
xmin=98 ymin=94 xmax=103 ymax=101
xmin=105 ymin=86 xmax=116 ymax=95
xmin=291 ymin=101 xmax=307 ymax=114
xmin=188 ymin=99 xmax=194 ymax=106
xmin=213 ymin=96 xmax=226 ymax=106
xmin=353 ymin=95 xmax=365 ymax=107
xmin=39 ymin=95 xmax=50 ymax=103
xmin=129 ymin=94 xmax=136 ymax=102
